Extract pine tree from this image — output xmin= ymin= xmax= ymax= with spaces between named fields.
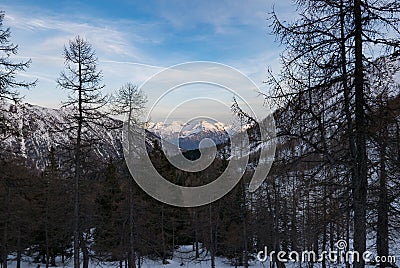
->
xmin=38 ymin=147 xmax=72 ymax=267
xmin=94 ymin=159 xmax=126 ymax=262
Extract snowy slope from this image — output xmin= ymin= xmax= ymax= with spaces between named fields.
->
xmin=1 ymin=102 xmax=124 ymax=169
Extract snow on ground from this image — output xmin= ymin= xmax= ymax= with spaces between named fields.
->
xmin=6 ymin=254 xmax=264 ymax=268
xmin=5 ymin=244 xmax=400 ymax=268
xmin=4 ymin=245 xmax=275 ymax=268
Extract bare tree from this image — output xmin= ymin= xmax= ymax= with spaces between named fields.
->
xmin=0 ymin=11 xmax=35 ymax=101
xmin=0 ymin=10 xmax=36 ymax=142
xmin=57 ymin=36 xmax=107 ymax=268
xmin=268 ymin=2 xmax=400 ymax=267
xmin=112 ymin=82 xmax=146 ymax=268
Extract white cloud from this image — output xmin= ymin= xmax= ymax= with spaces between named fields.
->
xmin=2 ymin=6 xmax=164 ymax=108
xmin=156 ymin=0 xmax=270 ymax=33
xmin=5 ymin=13 xmax=142 ymax=59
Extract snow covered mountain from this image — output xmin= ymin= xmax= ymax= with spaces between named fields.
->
xmin=0 ymin=102 xmax=267 ymax=169
xmin=0 ymin=102 xmax=125 ymax=169
xmin=146 ymin=120 xmax=230 ymax=151
xmin=0 ymin=102 xmax=233 ymax=168
xmin=0 ymin=102 xmax=165 ymax=169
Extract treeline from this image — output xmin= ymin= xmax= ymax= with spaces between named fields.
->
xmin=0 ymin=141 xmax=253 ymax=268
xmin=0 ymin=9 xmax=255 ymax=267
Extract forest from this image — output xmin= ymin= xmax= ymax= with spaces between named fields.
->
xmin=1 ymin=0 xmax=400 ymax=268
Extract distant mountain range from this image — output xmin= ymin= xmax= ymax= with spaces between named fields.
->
xmin=146 ymin=120 xmax=230 ymax=151
xmin=0 ymin=102 xmax=264 ymax=170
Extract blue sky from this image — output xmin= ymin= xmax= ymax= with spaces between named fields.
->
xmin=2 ymin=0 xmax=295 ymax=121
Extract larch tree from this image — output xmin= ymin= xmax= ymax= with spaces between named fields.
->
xmin=0 ymin=10 xmax=36 ymax=141
xmin=112 ymin=82 xmax=146 ymax=268
xmin=57 ymin=36 xmax=107 ymax=268
xmin=268 ymin=1 xmax=400 ymax=268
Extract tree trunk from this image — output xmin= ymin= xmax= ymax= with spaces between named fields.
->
xmin=45 ymin=207 xmax=49 ymax=268
xmin=346 ymin=210 xmax=351 ymax=268
xmin=377 ymin=125 xmax=389 ymax=266
xmin=322 ymin=225 xmax=327 ymax=268
xmin=209 ymin=205 xmax=215 ymax=268
xmin=241 ymin=181 xmax=249 ymax=268
xmin=16 ymin=230 xmax=21 ymax=268
xmin=128 ymin=176 xmax=136 ymax=268
xmin=137 ymin=251 xmax=141 ymax=268
xmin=82 ymin=241 xmax=89 ymax=268
xmin=161 ymin=205 xmax=167 ymax=264
xmin=73 ymin=46 xmax=83 ymax=268
xmin=353 ymin=1 xmax=367 ymax=268
xmin=195 ymin=237 xmax=199 ymax=259
xmin=2 ymin=187 xmax=9 ymax=268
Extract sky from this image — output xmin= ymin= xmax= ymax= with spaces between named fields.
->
xmin=2 ymin=0 xmax=295 ymax=122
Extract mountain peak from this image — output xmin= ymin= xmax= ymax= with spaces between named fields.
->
xmin=180 ymin=120 xmax=229 ymax=137
xmin=146 ymin=120 xmax=230 ymax=151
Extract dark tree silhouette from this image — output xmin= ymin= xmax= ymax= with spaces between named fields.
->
xmin=57 ymin=35 xmax=107 ymax=268
xmin=268 ymin=1 xmax=400 ymax=268
xmin=0 ymin=10 xmax=36 ymax=141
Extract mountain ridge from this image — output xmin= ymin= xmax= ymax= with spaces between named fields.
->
xmin=0 ymin=101 xmax=266 ymax=170
xmin=147 ymin=120 xmax=231 ymax=151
